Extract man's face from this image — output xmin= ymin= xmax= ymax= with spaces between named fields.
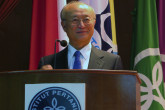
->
xmin=61 ymin=3 xmax=96 ymax=49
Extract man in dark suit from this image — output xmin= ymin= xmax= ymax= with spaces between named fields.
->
xmin=38 ymin=1 xmax=123 ymax=70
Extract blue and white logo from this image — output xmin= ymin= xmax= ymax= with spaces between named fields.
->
xmin=28 ymin=87 xmax=81 ymax=110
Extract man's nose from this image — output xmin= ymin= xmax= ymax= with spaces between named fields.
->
xmin=78 ymin=20 xmax=85 ymax=28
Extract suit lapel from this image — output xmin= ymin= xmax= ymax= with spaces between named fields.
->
xmin=56 ymin=47 xmax=68 ymax=69
xmin=88 ymin=46 xmax=105 ymax=69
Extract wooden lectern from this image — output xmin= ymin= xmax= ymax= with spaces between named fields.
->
xmin=0 ymin=70 xmax=141 ymax=110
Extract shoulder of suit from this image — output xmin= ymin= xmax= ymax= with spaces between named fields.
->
xmin=41 ymin=47 xmax=68 ymax=59
xmin=92 ymin=46 xmax=120 ymax=58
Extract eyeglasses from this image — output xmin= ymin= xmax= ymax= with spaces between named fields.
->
xmin=63 ymin=17 xmax=95 ymax=25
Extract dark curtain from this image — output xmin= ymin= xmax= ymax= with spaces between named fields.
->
xmin=0 ymin=0 xmax=19 ymax=24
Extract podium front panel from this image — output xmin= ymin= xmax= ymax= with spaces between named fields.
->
xmin=0 ymin=70 xmax=140 ymax=110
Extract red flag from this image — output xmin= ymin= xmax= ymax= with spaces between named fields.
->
xmin=29 ymin=0 xmax=59 ymax=70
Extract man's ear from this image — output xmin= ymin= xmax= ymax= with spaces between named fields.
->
xmin=94 ymin=19 xmax=96 ymax=25
xmin=61 ymin=21 xmax=66 ymax=32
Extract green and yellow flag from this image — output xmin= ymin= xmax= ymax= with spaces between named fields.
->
xmin=130 ymin=0 xmax=165 ymax=109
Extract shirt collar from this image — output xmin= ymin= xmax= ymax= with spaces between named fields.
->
xmin=68 ymin=43 xmax=92 ymax=60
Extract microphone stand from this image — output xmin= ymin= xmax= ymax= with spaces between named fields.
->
xmin=54 ymin=40 xmax=59 ymax=69
xmin=54 ymin=40 xmax=67 ymax=69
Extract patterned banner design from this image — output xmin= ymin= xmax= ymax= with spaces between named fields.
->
xmin=79 ymin=0 xmax=117 ymax=54
xmin=131 ymin=0 xmax=165 ymax=109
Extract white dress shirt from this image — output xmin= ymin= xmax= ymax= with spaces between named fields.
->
xmin=68 ymin=43 xmax=92 ymax=69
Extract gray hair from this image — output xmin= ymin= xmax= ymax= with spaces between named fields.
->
xmin=60 ymin=1 xmax=96 ymax=21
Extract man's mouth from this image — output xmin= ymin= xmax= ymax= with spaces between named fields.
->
xmin=76 ymin=31 xmax=88 ymax=33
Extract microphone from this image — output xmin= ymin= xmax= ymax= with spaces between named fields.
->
xmin=56 ymin=40 xmax=67 ymax=47
xmin=54 ymin=39 xmax=67 ymax=69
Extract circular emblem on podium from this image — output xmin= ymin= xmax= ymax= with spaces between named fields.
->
xmin=28 ymin=87 xmax=81 ymax=110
